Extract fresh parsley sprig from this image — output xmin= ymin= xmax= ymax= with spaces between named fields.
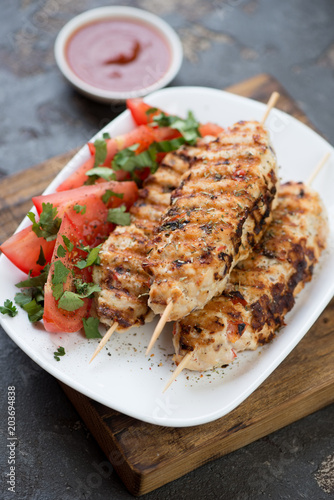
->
xmin=54 ymin=346 xmax=65 ymax=361
xmin=93 ymin=138 xmax=108 ymax=167
xmin=75 ymin=244 xmax=102 ymax=269
xmin=152 ymin=111 xmax=201 ymax=145
xmin=82 ymin=317 xmax=102 ymax=339
xmin=0 ymin=299 xmax=18 ymax=317
xmin=111 ymin=136 xmax=186 ymax=177
xmin=85 ymin=167 xmax=117 ymax=182
xmin=14 ymin=267 xmax=49 ymax=323
xmin=107 ymin=206 xmax=131 ymax=226
xmin=27 ymin=203 xmax=61 ymax=241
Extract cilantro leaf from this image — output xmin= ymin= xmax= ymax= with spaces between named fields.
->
xmin=57 ymin=245 xmax=66 ymax=258
xmin=112 ymin=143 xmax=154 ymax=174
xmin=73 ymin=204 xmax=86 ymax=214
xmin=52 ymin=261 xmax=70 ymax=285
xmin=146 ymin=107 xmax=158 ymax=116
xmin=54 ymin=346 xmax=65 ymax=361
xmin=27 ymin=203 xmax=61 ymax=242
xmin=153 ymin=111 xmax=201 ymax=145
xmin=36 ymin=246 xmax=46 ymax=266
xmin=102 ymin=132 xmax=111 ymax=139
xmin=21 ymin=299 xmax=44 ymax=322
xmin=15 ymin=265 xmax=50 ymax=289
xmin=58 ymin=291 xmax=84 ymax=311
xmin=75 ymin=244 xmax=102 ymax=269
xmin=15 ymin=270 xmax=47 ymax=323
xmin=83 ymin=317 xmax=102 ymax=339
xmin=85 ymin=167 xmax=117 ymax=182
xmin=94 ymin=139 xmax=107 ymax=167
xmin=51 ymin=261 xmax=70 ymax=300
xmin=62 ymin=235 xmax=74 ymax=252
xmin=111 ymin=137 xmax=186 ymax=178
xmin=101 ymin=190 xmax=124 ymax=204
xmin=52 ymin=283 xmax=64 ymax=301
xmin=15 ymin=291 xmax=35 ymax=308
xmin=74 ymin=280 xmax=101 ymax=297
xmin=107 ymin=206 xmax=131 ymax=226
xmin=0 ymin=299 xmax=18 ymax=317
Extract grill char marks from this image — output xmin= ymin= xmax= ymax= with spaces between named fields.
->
xmin=93 ymin=141 xmax=209 ymax=331
xmin=173 ymin=182 xmax=328 ymax=371
xmin=145 ymin=121 xmax=279 ymax=321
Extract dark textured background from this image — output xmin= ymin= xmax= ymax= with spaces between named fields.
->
xmin=1 ymin=1 xmax=334 ymax=499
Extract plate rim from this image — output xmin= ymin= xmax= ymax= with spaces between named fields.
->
xmin=1 ymin=85 xmax=333 ymax=427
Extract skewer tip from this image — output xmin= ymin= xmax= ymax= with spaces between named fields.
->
xmin=306 ymin=152 xmax=331 ymax=187
xmin=163 ymin=351 xmax=193 ymax=393
xmin=145 ymin=301 xmax=173 ymax=355
xmin=261 ymin=91 xmax=280 ymax=125
xmin=89 ymin=322 xmax=118 ymax=364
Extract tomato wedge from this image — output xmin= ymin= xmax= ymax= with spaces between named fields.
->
xmin=56 ymin=125 xmax=157 ymax=192
xmin=198 ymin=122 xmax=224 ymax=137
xmin=0 ymin=225 xmax=56 ymax=276
xmin=127 ymin=98 xmax=224 ymax=137
xmin=127 ymin=98 xmax=162 ymax=125
xmin=33 ymin=181 xmax=138 ymax=246
xmin=43 ymin=214 xmax=91 ymax=333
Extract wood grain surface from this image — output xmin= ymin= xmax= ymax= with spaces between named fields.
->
xmin=1 ymin=74 xmax=333 ymax=496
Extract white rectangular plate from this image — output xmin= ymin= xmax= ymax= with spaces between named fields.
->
xmin=0 ymin=87 xmax=333 ymax=427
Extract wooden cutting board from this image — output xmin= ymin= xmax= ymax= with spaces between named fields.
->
xmin=1 ymin=74 xmax=333 ymax=496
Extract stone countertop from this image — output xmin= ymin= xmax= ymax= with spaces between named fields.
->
xmin=1 ymin=1 xmax=334 ymax=499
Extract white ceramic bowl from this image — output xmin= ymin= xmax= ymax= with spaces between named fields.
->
xmin=54 ymin=6 xmax=183 ymax=103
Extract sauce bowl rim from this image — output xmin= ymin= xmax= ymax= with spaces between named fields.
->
xmin=54 ymin=6 xmax=183 ymax=103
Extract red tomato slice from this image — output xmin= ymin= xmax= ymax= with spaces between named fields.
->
xmin=127 ymin=98 xmax=224 ymax=138
xmin=198 ymin=122 xmax=224 ymax=137
xmin=0 ymin=225 xmax=55 ymax=276
xmin=57 ymin=126 xmax=157 ymax=192
xmin=126 ymin=98 xmax=162 ymax=125
xmin=43 ymin=214 xmax=91 ymax=333
xmin=33 ymin=181 xmax=138 ymax=247
xmin=33 ymin=181 xmax=138 ymax=215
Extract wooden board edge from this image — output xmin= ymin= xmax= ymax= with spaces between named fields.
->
xmin=61 ymin=379 xmax=334 ymax=496
xmin=60 ymin=382 xmax=143 ymax=496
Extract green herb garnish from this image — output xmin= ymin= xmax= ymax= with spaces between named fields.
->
xmin=93 ymin=138 xmax=107 ymax=167
xmin=83 ymin=317 xmax=102 ymax=339
xmin=152 ymin=111 xmax=201 ymax=144
xmin=58 ymin=291 xmax=84 ymax=312
xmin=101 ymin=190 xmax=124 ymax=204
xmin=145 ymin=107 xmax=158 ymax=116
xmin=112 ymin=137 xmax=186 ymax=177
xmin=27 ymin=203 xmax=61 ymax=241
xmin=54 ymin=346 xmax=65 ymax=361
xmin=73 ymin=204 xmax=86 ymax=214
xmin=85 ymin=167 xmax=117 ymax=182
xmin=62 ymin=235 xmax=74 ymax=252
xmin=0 ymin=299 xmax=18 ymax=317
xmin=75 ymin=244 xmax=102 ymax=269
xmin=107 ymin=206 xmax=131 ymax=226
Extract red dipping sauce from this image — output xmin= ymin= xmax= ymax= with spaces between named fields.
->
xmin=66 ymin=19 xmax=171 ymax=92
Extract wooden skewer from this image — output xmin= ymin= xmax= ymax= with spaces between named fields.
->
xmin=163 ymin=351 xmax=194 ymax=393
xmin=162 ymin=152 xmax=331 ymax=390
xmin=145 ymin=301 xmax=173 ymax=355
xmin=147 ymin=94 xmax=281 ymax=354
xmin=306 ymin=152 xmax=330 ymax=187
xmin=260 ymin=91 xmax=280 ymax=125
xmin=89 ymin=322 xmax=118 ymax=363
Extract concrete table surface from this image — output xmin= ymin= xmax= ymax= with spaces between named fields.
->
xmin=1 ymin=1 xmax=334 ymax=499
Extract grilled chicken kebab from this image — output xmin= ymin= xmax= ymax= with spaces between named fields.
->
xmin=173 ymin=182 xmax=328 ymax=370
xmin=144 ymin=120 xmax=278 ymax=321
xmin=92 ymin=135 xmax=217 ymax=330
